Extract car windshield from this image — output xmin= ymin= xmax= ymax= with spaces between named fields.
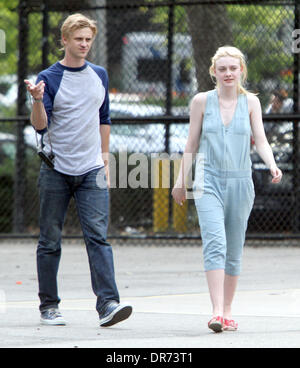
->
xmin=1 ymin=141 xmax=16 ymax=160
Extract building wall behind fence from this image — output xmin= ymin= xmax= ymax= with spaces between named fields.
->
xmin=0 ymin=0 xmax=299 ymax=239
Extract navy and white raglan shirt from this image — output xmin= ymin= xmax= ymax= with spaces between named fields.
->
xmin=35 ymin=61 xmax=111 ymax=176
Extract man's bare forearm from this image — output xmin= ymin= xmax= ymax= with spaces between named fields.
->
xmin=31 ymin=100 xmax=48 ymax=131
xmin=24 ymin=79 xmax=47 ymax=131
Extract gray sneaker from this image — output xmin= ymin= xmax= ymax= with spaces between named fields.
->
xmin=99 ymin=301 xmax=132 ymax=327
xmin=40 ymin=308 xmax=67 ymax=326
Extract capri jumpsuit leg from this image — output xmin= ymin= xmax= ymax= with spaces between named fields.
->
xmin=195 ymin=173 xmax=227 ymax=272
xmin=224 ymin=177 xmax=255 ymax=276
xmin=195 ymin=174 xmax=255 ymax=275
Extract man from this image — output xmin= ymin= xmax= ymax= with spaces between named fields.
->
xmin=25 ymin=13 xmax=132 ymax=327
xmin=265 ymin=89 xmax=293 ymax=114
xmin=264 ymin=88 xmax=293 ymax=146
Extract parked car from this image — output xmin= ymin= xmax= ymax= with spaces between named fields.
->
xmin=0 ymin=129 xmax=39 ymax=233
xmin=0 ymin=129 xmax=38 ymax=180
xmin=121 ymin=32 xmax=197 ymax=96
xmin=0 ymin=75 xmax=17 ymax=107
xmin=249 ymin=121 xmax=297 ymax=231
xmin=110 ymin=101 xmax=189 ymax=153
xmin=0 ymin=129 xmax=36 ymax=155
xmin=0 ymin=74 xmax=38 ymax=109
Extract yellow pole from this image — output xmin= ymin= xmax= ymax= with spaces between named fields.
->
xmin=172 ymin=157 xmax=187 ymax=233
xmin=153 ymin=158 xmax=169 ymax=232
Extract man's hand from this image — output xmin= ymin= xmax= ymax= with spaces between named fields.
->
xmin=24 ymin=80 xmax=45 ymax=101
xmin=24 ymin=79 xmax=48 ymax=131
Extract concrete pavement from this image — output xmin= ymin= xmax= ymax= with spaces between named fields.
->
xmin=0 ymin=240 xmax=300 ymax=348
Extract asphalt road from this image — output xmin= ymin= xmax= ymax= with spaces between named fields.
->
xmin=0 ymin=240 xmax=300 ymax=349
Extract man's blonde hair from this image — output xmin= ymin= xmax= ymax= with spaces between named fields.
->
xmin=209 ymin=46 xmax=250 ymax=95
xmin=60 ymin=13 xmax=98 ymax=46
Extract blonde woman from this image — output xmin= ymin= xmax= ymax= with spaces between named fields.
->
xmin=172 ymin=46 xmax=282 ymax=333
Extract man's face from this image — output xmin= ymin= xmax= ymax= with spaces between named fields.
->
xmin=62 ymin=27 xmax=94 ymax=60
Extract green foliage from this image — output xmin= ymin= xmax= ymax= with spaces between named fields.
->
xmin=28 ymin=12 xmax=64 ymax=74
xmin=0 ymin=0 xmax=18 ymax=76
xmin=147 ymin=3 xmax=294 ymax=104
xmin=0 ymin=2 xmax=64 ymax=76
xmin=227 ymin=5 xmax=294 ymax=88
xmin=150 ymin=4 xmax=188 ymax=34
xmin=0 ymin=1 xmax=294 ymax=104
xmin=0 ymin=104 xmax=17 ymax=118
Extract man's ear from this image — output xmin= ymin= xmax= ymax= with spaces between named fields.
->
xmin=61 ymin=35 xmax=68 ymax=47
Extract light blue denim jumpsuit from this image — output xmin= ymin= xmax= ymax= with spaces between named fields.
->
xmin=194 ymin=89 xmax=255 ymax=276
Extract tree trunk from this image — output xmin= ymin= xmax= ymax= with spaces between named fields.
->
xmin=185 ymin=3 xmax=233 ymax=91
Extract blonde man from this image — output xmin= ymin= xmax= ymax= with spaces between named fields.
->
xmin=25 ymin=14 xmax=132 ymax=327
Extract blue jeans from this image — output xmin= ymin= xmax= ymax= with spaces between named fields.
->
xmin=37 ymin=163 xmax=120 ymax=314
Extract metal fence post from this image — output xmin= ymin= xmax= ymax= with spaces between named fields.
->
xmin=163 ymin=3 xmax=175 ymax=232
xmin=292 ymin=0 xmax=300 ymax=232
xmin=14 ymin=0 xmax=29 ymax=233
xmin=42 ymin=0 xmax=49 ymax=70
xmin=165 ymin=2 xmax=174 ymax=154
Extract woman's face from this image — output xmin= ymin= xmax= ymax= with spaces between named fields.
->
xmin=214 ymin=56 xmax=242 ymax=89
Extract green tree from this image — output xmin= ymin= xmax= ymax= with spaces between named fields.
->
xmin=0 ymin=0 xmax=18 ymax=76
xmin=148 ymin=1 xmax=293 ymax=104
xmin=145 ymin=1 xmax=233 ymax=90
xmin=228 ymin=5 xmax=293 ymax=100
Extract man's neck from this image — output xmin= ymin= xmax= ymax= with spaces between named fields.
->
xmin=60 ymin=55 xmax=86 ymax=68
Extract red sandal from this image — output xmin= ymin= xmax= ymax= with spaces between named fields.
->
xmin=223 ymin=318 xmax=238 ymax=331
xmin=208 ymin=316 xmax=223 ymax=333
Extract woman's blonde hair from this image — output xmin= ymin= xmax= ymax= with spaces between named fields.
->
xmin=209 ymin=46 xmax=250 ymax=95
xmin=60 ymin=13 xmax=98 ymax=47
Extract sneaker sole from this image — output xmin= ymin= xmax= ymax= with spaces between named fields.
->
xmin=100 ymin=305 xmax=132 ymax=327
xmin=40 ymin=318 xmax=67 ymax=326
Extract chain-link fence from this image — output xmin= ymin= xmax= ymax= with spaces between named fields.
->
xmin=0 ymin=0 xmax=300 ymax=241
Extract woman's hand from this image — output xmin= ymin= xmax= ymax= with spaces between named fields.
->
xmin=270 ymin=165 xmax=282 ymax=184
xmin=171 ymin=186 xmax=186 ymax=206
xmin=104 ymin=162 xmax=110 ymax=189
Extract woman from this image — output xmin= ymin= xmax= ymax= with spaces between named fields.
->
xmin=172 ymin=46 xmax=282 ymax=333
